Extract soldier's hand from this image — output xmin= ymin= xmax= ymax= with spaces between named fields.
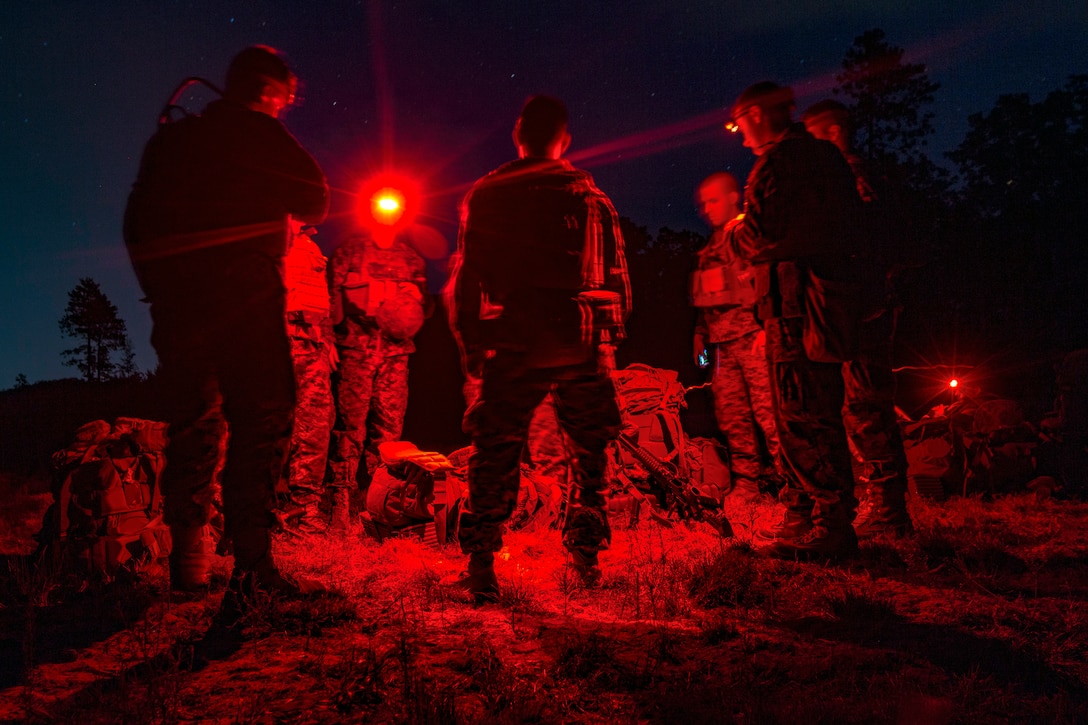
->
xmin=693 ymin=334 xmax=706 ymax=366
xmin=751 ymin=329 xmax=766 ymax=357
xmin=328 ymin=344 xmax=340 ymax=371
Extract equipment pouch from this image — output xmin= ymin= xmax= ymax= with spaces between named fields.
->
xmin=342 ymin=269 xmax=370 ymax=316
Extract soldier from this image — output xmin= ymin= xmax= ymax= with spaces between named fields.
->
xmin=124 ymin=46 xmax=329 ymax=606
xmin=802 ymin=99 xmax=913 ymax=538
xmin=692 ymin=172 xmax=781 ymax=501
xmin=326 ymin=228 xmax=429 ymax=529
xmin=724 ymin=81 xmax=862 ymax=559
xmin=448 ymin=95 xmax=631 ymax=602
xmin=282 ymin=222 xmax=337 ymax=534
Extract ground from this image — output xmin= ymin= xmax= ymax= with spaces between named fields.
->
xmin=2 ymin=488 xmax=1087 ymax=723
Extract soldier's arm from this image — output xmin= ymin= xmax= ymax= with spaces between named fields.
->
xmin=327 ymin=242 xmax=353 ymax=327
xmin=725 ymin=159 xmax=793 ymax=264
xmin=269 ymin=122 xmax=330 ymax=226
xmin=599 ymin=193 xmax=633 ymax=324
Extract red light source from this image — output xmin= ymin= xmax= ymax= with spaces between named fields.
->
xmin=949 ymin=378 xmax=959 ymax=389
xmin=371 ymin=187 xmax=406 ymax=226
xmin=356 ymin=173 xmax=420 ymax=233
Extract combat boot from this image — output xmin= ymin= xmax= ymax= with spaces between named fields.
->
xmin=567 ymin=548 xmax=602 ymax=587
xmin=853 ymin=485 xmax=914 ymax=539
xmin=442 ymin=552 xmax=500 ymax=605
xmin=329 ymin=487 xmax=351 ymax=532
xmin=754 ymin=507 xmax=812 ymax=542
xmin=765 ymin=524 xmax=859 ymax=561
xmin=278 ymin=499 xmax=328 ymax=536
xmin=726 ymin=477 xmax=762 ymax=504
xmin=168 ymin=524 xmax=210 ymax=591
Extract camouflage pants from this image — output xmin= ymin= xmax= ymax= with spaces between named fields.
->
xmin=329 ymin=339 xmax=410 ymax=489
xmin=286 ymin=324 xmax=335 ymax=506
xmin=711 ymin=331 xmax=781 ymax=488
xmin=842 ymin=310 xmax=909 ymax=510
xmin=459 ymin=357 xmax=621 ymax=556
xmin=463 ymin=377 xmax=569 ymax=487
xmin=151 ymin=270 xmax=293 ymax=569
xmin=765 ymin=316 xmax=857 ymax=526
xmin=525 ymin=393 xmax=570 ymax=487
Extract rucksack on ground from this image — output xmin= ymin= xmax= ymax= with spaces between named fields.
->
xmin=361 ymin=441 xmax=464 ymax=546
xmin=612 ymin=363 xmax=690 ymax=482
xmin=37 ymin=417 xmax=171 ymax=579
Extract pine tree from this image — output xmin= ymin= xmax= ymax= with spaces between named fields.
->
xmin=835 ymin=28 xmax=941 ymax=171
xmin=58 ymin=278 xmax=132 ymax=382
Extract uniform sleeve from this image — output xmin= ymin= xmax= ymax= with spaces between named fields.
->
xmin=726 ymin=158 xmax=789 ymax=264
xmin=327 ymin=240 xmax=353 ymax=326
xmin=271 ymin=122 xmax=330 ymax=226
xmin=448 ymin=191 xmax=484 ymax=359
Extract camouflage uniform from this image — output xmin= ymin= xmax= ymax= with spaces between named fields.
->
xmin=283 ymin=230 xmax=336 ymax=517
xmin=449 ymin=156 xmax=631 ymax=559
xmin=327 ymin=233 xmax=427 ymax=490
xmin=692 ymin=228 xmax=780 ymax=494
xmin=726 ymin=123 xmax=861 ymax=533
xmin=839 ymin=150 xmax=911 ymax=533
xmin=526 ymin=393 xmax=569 ymax=486
xmin=124 ymin=96 xmax=328 ymax=573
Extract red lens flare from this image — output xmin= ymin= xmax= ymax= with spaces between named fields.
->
xmin=356 ymin=173 xmax=420 ymax=232
xmin=371 ymin=187 xmax=406 ymax=226
xmin=948 ymin=378 xmax=959 ymax=389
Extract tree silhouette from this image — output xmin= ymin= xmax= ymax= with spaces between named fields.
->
xmin=835 ymin=28 xmax=941 ymax=171
xmin=58 ymin=278 xmax=132 ymax=382
xmin=946 ymin=75 xmax=1088 ymax=350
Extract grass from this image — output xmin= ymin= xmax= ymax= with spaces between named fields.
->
xmin=1 ymin=490 xmax=1088 ymax=723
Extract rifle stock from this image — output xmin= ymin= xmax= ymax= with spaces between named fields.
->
xmin=616 ymin=432 xmax=733 ymax=538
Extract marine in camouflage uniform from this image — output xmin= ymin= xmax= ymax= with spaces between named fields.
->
xmin=123 ymin=46 xmax=329 ymax=594
xmin=283 ymin=225 xmax=336 ymax=532
xmin=725 ymin=82 xmax=862 ymax=558
xmin=327 ymin=231 xmax=428 ymax=506
xmin=803 ymin=100 xmax=912 ymax=537
xmin=692 ymin=173 xmax=780 ymax=500
xmin=449 ymin=95 xmax=631 ymax=596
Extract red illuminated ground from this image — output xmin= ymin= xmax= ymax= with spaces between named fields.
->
xmin=2 ymin=487 xmax=1088 ymax=722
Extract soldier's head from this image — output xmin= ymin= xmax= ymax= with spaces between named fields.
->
xmin=727 ymin=81 xmax=794 ymax=156
xmin=802 ymin=99 xmax=851 ymax=153
xmin=224 ymin=45 xmax=297 ymax=119
xmin=514 ymin=95 xmax=571 ymax=159
xmin=696 ymin=172 xmax=741 ymax=229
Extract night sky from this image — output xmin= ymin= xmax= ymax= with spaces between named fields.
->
xmin=1 ymin=1 xmax=1084 ymax=386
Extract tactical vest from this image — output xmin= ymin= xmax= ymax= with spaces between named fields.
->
xmin=691 ymin=236 xmax=757 ymax=309
xmin=339 ymin=238 xmax=426 ymax=339
xmin=284 ymin=232 xmax=330 ymax=315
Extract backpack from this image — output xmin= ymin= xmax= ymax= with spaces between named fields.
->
xmin=965 ymin=399 xmax=1038 ymax=495
xmin=901 ymin=404 xmax=971 ymax=501
xmin=611 ymin=364 xmax=690 ymax=482
xmin=39 ymin=417 xmax=171 ymax=578
xmin=360 ymin=441 xmax=464 ymax=546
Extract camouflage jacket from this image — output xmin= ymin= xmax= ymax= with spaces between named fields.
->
xmin=725 ymin=123 xmax=862 ymax=320
xmin=328 ymin=233 xmax=428 ymax=354
xmin=449 ymin=157 xmax=631 ymax=370
xmin=692 ymin=228 xmax=761 ymax=344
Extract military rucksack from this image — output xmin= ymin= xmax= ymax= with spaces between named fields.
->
xmin=38 ymin=417 xmax=171 ymax=579
xmin=612 ymin=363 xmax=691 ymax=482
xmin=360 ymin=441 xmax=464 ymax=546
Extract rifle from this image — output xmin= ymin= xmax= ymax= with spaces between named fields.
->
xmin=615 ymin=432 xmax=734 ymax=538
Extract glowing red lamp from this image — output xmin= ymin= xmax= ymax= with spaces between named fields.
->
xmin=371 ymin=187 xmax=406 ymax=226
xmin=949 ymin=378 xmax=959 ymax=389
xmin=357 ymin=173 xmax=420 ymax=233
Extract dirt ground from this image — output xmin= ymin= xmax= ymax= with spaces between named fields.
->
xmin=2 ymin=489 xmax=1088 ymax=724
